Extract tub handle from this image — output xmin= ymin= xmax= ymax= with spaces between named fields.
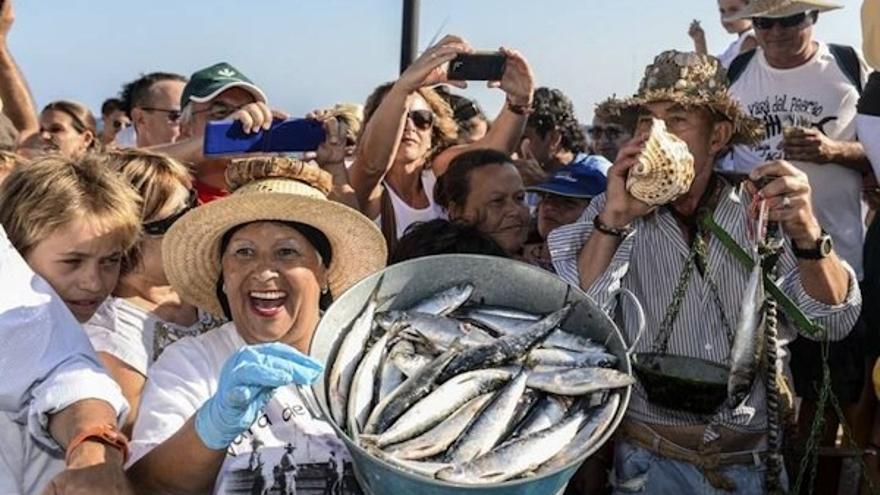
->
xmin=604 ymin=288 xmax=646 ymax=358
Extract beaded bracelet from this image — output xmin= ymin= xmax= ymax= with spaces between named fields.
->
xmin=593 ymin=215 xmax=633 ymax=238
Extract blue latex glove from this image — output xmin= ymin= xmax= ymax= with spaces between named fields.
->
xmin=195 ymin=342 xmax=324 ymax=450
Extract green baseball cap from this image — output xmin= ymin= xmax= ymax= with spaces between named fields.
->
xmin=180 ymin=62 xmax=268 ymax=109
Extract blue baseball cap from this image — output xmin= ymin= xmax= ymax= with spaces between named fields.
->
xmin=526 ymin=156 xmax=609 ymax=199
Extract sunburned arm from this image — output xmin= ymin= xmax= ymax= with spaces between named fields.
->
xmin=0 ymin=32 xmax=37 ymax=137
xmin=128 ymin=416 xmax=224 ymax=495
xmin=831 ymin=141 xmax=872 ymax=174
xmin=97 ymin=352 xmax=145 ymax=438
xmin=349 ymin=84 xmax=411 ymax=219
xmin=576 ymin=211 xmax=627 ymax=290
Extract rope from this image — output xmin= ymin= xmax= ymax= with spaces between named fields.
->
xmin=764 ymin=261 xmax=784 ymax=493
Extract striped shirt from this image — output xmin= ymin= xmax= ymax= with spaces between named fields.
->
xmin=548 ymin=182 xmax=862 ymax=433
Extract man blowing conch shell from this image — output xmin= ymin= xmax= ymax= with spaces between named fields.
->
xmin=547 ymin=50 xmax=861 ymax=493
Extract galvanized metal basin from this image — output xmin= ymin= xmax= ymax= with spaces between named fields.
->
xmin=304 ymin=254 xmax=633 ymax=495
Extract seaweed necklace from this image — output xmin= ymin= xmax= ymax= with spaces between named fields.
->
xmin=651 ymin=173 xmax=734 ymax=356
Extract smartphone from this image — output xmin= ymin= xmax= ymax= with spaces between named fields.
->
xmin=203 ymin=118 xmax=326 ymax=156
xmin=447 ymin=52 xmax=507 ymax=81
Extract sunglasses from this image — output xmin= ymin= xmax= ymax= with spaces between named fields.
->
xmin=142 ymin=190 xmax=197 ymax=236
xmin=588 ymin=125 xmax=624 ymax=140
xmin=141 ymin=107 xmax=183 ymax=123
xmin=193 ymin=102 xmax=249 ymax=121
xmin=407 ymin=110 xmax=435 ymax=131
xmin=753 ymin=12 xmax=811 ymax=30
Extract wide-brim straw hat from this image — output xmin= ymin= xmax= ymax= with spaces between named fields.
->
xmin=604 ymin=50 xmax=764 ymax=145
xmin=725 ymin=0 xmax=842 ymax=21
xmin=163 ymin=157 xmax=387 ymax=317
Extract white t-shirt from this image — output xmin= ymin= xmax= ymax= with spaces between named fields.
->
xmin=84 ymin=297 xmax=224 ymax=376
xmin=726 ymin=42 xmax=871 ymax=278
xmin=718 ymin=28 xmax=756 ymax=69
xmin=130 ymin=323 xmax=363 ymax=495
xmin=376 ymin=168 xmax=446 ymax=238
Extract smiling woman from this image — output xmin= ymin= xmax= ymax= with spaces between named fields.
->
xmin=0 ymin=154 xmax=141 ymax=323
xmin=434 ymin=148 xmax=530 ymax=256
xmin=127 ymin=156 xmax=386 ymax=494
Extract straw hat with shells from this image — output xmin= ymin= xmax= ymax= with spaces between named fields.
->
xmin=162 ymin=156 xmax=387 ymax=317
xmin=604 ymin=50 xmax=764 ymax=146
xmin=725 ymin=0 xmax=842 ymax=21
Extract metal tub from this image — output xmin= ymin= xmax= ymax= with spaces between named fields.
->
xmin=303 ymin=254 xmax=633 ymax=495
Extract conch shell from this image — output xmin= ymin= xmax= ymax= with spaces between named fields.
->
xmin=626 ymin=119 xmax=695 ymax=205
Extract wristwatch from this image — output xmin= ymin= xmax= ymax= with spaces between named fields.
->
xmin=791 ymin=230 xmax=833 ymax=260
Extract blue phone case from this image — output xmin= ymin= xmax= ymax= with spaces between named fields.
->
xmin=203 ymin=118 xmax=326 ymax=156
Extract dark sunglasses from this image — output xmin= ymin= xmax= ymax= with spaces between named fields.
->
xmin=193 ymin=102 xmax=249 ymax=121
xmin=112 ymin=120 xmax=131 ymax=131
xmin=753 ymin=12 xmax=812 ymax=30
xmin=407 ymin=110 xmax=435 ymax=131
xmin=588 ymin=125 xmax=624 ymax=140
xmin=142 ymin=190 xmax=197 ymax=236
xmin=141 ymin=107 xmax=183 ymax=123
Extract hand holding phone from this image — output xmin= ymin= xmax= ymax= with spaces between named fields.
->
xmin=203 ymin=118 xmax=327 ymax=156
xmin=447 ymin=52 xmax=507 ymax=81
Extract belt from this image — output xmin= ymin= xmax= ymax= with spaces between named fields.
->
xmin=619 ymin=420 xmax=768 ymax=492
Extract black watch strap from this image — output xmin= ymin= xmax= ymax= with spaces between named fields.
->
xmin=791 ymin=231 xmax=833 ymax=260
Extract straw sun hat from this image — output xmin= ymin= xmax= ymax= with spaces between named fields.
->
xmin=162 ymin=157 xmax=387 ymax=317
xmin=604 ymin=50 xmax=764 ymax=145
xmin=725 ymin=0 xmax=842 ymax=21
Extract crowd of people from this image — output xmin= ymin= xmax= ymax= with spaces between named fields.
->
xmin=1 ymin=0 xmax=880 ymax=493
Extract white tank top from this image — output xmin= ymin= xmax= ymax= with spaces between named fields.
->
xmin=718 ymin=28 xmax=756 ymax=68
xmin=376 ymin=168 xmax=446 ymax=239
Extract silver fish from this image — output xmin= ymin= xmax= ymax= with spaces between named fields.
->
xmin=407 ymin=283 xmax=475 ymax=316
xmin=389 ymin=313 xmax=496 ymax=351
xmin=387 ymin=340 xmax=433 ymax=377
xmin=459 ymin=305 xmax=541 ymax=321
xmin=527 ymin=367 xmax=634 ymax=396
xmin=437 ymin=405 xmax=587 ymax=484
xmin=367 ymin=368 xmax=513 ymax=448
xmin=383 ymin=393 xmax=495 ymax=460
xmin=510 ymin=394 xmax=571 ymax=439
xmin=536 ymin=393 xmax=621 ymax=474
xmin=459 ymin=308 xmax=603 ymax=353
xmin=526 ymin=347 xmax=617 ymax=368
xmin=727 ymin=260 xmax=766 ymax=408
xmin=377 ymin=352 xmax=406 ymax=403
xmin=501 ymin=389 xmax=542 ymax=441
xmin=328 ymin=279 xmax=383 ymax=426
xmin=347 ymin=331 xmax=390 ymax=438
xmin=438 ymin=305 xmax=573 ymax=382
xmin=444 ymin=370 xmax=529 ymax=464
xmin=363 ymin=343 xmax=461 ymax=435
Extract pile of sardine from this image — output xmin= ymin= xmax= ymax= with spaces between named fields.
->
xmin=327 ymin=282 xmax=634 ymax=485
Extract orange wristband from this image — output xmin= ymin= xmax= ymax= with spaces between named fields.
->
xmin=64 ymin=424 xmax=130 ymax=466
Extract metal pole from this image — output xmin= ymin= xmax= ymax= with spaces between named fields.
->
xmin=400 ymin=0 xmax=420 ymax=74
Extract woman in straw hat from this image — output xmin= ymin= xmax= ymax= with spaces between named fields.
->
xmin=128 ymin=157 xmax=386 ymax=494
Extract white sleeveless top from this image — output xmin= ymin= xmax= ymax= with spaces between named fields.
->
xmin=718 ymin=28 xmax=756 ymax=68
xmin=376 ymin=168 xmax=447 ymax=239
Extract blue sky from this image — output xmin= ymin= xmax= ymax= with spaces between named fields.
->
xmin=13 ymin=0 xmax=864 ymax=122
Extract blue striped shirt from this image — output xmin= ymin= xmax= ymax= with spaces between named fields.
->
xmin=547 ymin=183 xmax=862 ymax=432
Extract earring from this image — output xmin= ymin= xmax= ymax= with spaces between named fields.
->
xmin=222 ymin=283 xmax=227 ymax=294
xmin=321 ymin=285 xmax=329 ymax=295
